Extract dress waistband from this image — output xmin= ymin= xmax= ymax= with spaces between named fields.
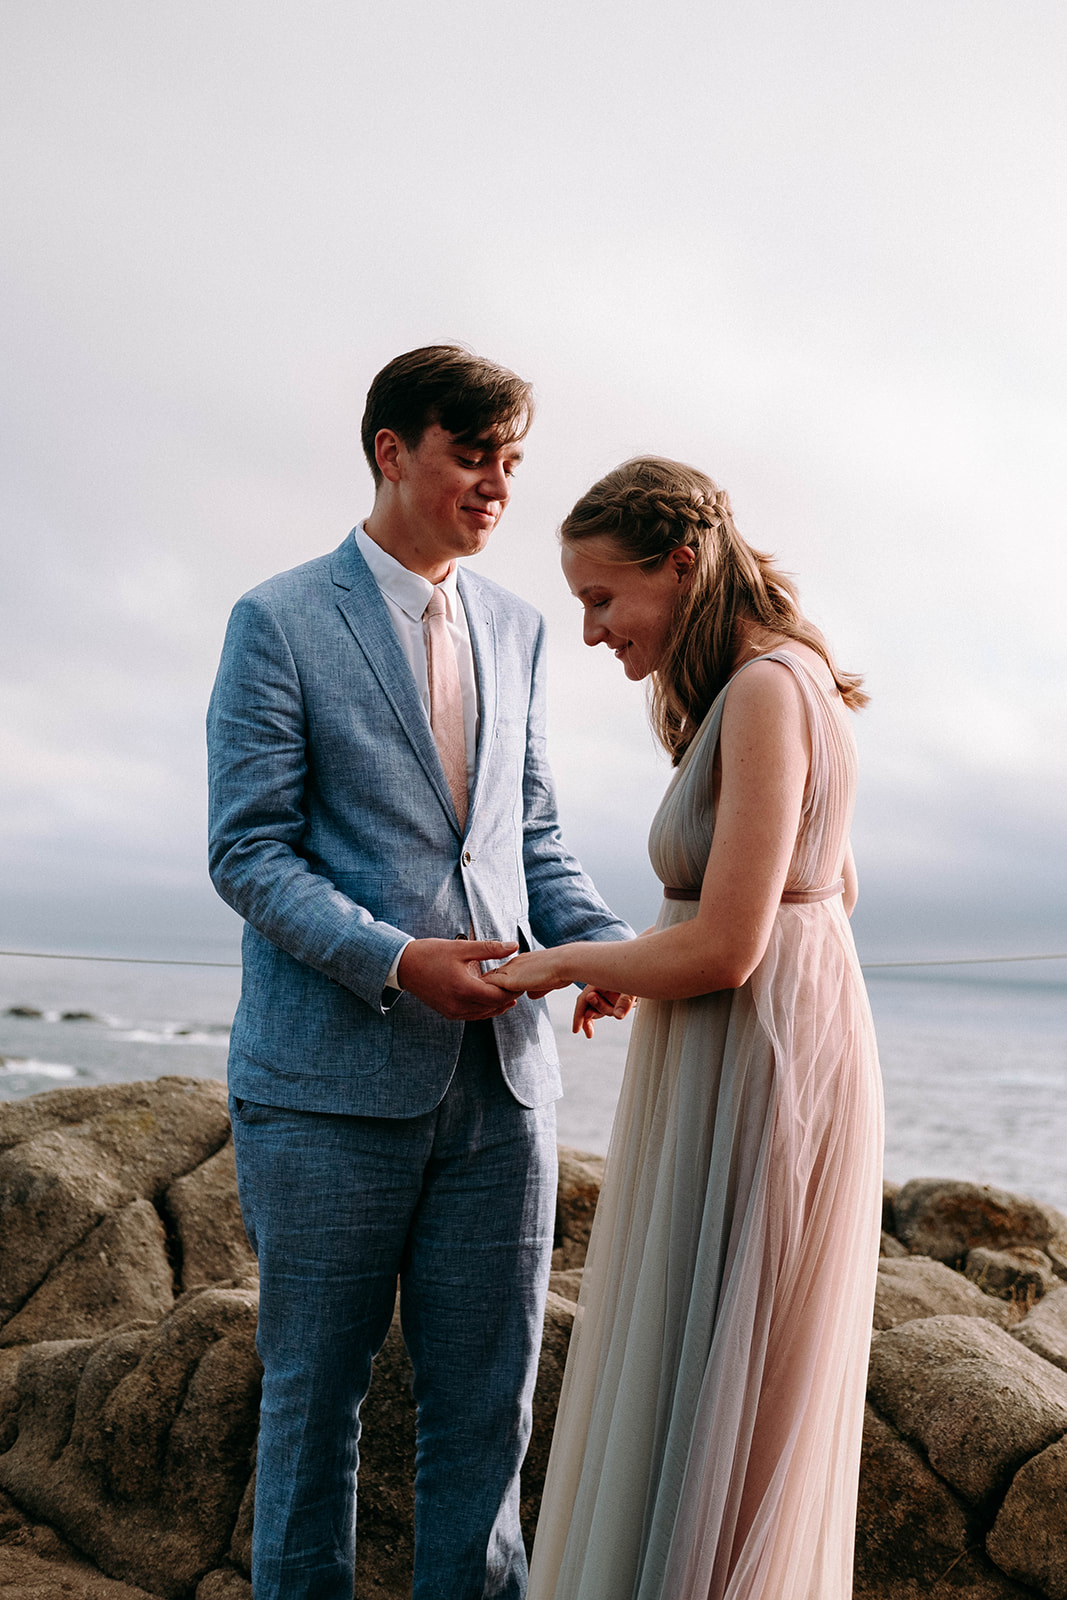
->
xmin=663 ymin=877 xmax=845 ymax=905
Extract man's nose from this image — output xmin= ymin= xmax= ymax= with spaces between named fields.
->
xmin=478 ymin=460 xmax=510 ymax=502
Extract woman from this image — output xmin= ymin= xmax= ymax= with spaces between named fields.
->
xmin=487 ymin=457 xmax=883 ymax=1600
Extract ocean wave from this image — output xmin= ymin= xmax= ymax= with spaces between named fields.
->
xmin=4 ymin=1007 xmax=230 ymax=1042
xmin=0 ymin=1057 xmax=79 ymax=1080
xmin=115 ymin=1027 xmax=230 ymax=1047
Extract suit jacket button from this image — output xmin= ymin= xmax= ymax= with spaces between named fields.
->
xmin=462 ymin=850 xmax=472 ymax=865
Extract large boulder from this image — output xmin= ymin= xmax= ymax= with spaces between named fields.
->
xmin=0 ymin=1282 xmax=261 ymax=1599
xmin=874 ymin=1257 xmax=1012 ymax=1333
xmin=988 ymin=1433 xmax=1067 ymax=1599
xmin=867 ymin=1314 xmax=1067 ymax=1509
xmin=0 ymin=1078 xmax=232 ymax=1340
xmin=1012 ymin=1285 xmax=1067 ymax=1374
xmin=964 ymin=1246 xmax=1057 ymax=1307
xmin=0 ymin=1200 xmax=174 ymax=1349
xmin=163 ymin=1141 xmax=255 ymax=1291
xmin=854 ymin=1404 xmax=1026 ymax=1599
xmin=894 ymin=1180 xmax=1067 ymax=1275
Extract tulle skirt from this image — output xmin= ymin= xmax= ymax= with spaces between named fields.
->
xmin=528 ymin=899 xmax=883 ymax=1600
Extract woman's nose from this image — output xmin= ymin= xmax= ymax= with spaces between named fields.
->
xmin=583 ymin=613 xmax=606 ymax=647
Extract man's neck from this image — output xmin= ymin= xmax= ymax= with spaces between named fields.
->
xmin=363 ymin=507 xmax=453 ymax=586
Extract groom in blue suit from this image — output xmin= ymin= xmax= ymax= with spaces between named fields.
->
xmin=207 ymin=346 xmax=631 ymax=1599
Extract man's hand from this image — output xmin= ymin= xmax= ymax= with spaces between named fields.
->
xmin=397 ymin=939 xmax=520 ymax=1021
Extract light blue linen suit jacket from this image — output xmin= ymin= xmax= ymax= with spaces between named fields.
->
xmin=207 ymin=531 xmax=632 ymax=1117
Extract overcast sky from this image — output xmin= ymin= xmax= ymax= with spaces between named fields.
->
xmin=1 ymin=1 xmax=1065 ymax=961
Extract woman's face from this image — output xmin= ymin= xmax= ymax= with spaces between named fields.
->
xmin=561 ymin=535 xmax=696 ymax=681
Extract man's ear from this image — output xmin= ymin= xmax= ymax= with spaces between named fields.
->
xmin=374 ymin=428 xmax=404 ymax=485
xmin=669 ymin=545 xmax=697 ymax=584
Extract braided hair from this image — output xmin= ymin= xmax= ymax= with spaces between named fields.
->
xmin=560 ymin=456 xmax=868 ymax=764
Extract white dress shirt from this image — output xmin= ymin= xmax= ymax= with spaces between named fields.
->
xmin=354 ymin=523 xmax=479 ymax=791
xmin=354 ymin=523 xmax=479 ymax=990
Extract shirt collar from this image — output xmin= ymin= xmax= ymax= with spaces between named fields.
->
xmin=355 ymin=523 xmax=459 ymax=623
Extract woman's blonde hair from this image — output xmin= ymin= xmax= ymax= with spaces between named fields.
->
xmin=560 ymin=456 xmax=868 ymax=764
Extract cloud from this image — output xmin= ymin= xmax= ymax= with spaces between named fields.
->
xmin=1 ymin=1 xmax=1064 ymax=959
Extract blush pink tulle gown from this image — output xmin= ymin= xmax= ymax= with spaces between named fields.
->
xmin=528 ymin=651 xmax=883 ymax=1600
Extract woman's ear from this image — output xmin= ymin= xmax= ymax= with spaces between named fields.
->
xmin=668 ymin=545 xmax=697 ymax=584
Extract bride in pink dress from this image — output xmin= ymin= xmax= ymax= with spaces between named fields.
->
xmin=488 ymin=457 xmax=883 ymax=1600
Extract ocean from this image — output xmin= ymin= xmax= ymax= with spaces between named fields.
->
xmin=2 ymin=952 xmax=1065 ymax=1209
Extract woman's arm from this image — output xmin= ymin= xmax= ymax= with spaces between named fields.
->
xmin=487 ymin=660 xmax=811 ymax=1002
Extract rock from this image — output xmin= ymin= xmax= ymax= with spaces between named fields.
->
xmin=1012 ymin=1284 xmax=1067 ymax=1374
xmin=882 ymin=1178 xmax=901 ymax=1236
xmin=0 ymin=1078 xmax=231 ymax=1329
xmin=988 ymin=1432 xmax=1067 ymax=1599
xmin=548 ymin=1268 xmax=584 ymax=1304
xmin=964 ymin=1246 xmax=1056 ymax=1307
xmin=228 ymin=1474 xmax=253 ymax=1578
xmin=59 ymin=1011 xmax=99 ymax=1023
xmin=0 ymin=1282 xmax=261 ymax=1599
xmin=880 ymin=1230 xmax=909 ymax=1258
xmin=854 ymin=1404 xmax=1024 ymax=1599
xmin=874 ymin=1258 xmax=1012 ymax=1332
xmin=0 ymin=1200 xmax=174 ymax=1348
xmin=867 ymin=1314 xmax=1067 ymax=1508
xmin=894 ymin=1178 xmax=1067 ymax=1275
xmin=164 ymin=1140 xmax=256 ymax=1291
xmin=3 ymin=1006 xmax=42 ymax=1019
xmin=552 ymin=1148 xmax=605 ymax=1270
xmin=0 ymin=1545 xmax=163 ymax=1597
xmin=0 ymin=1488 xmax=163 ymax=1597
xmin=520 ymin=1292 xmax=576 ymax=1546
xmin=195 ymin=1573 xmax=253 ymax=1599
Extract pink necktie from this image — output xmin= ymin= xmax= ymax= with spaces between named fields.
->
xmin=424 ymin=586 xmax=468 ymax=829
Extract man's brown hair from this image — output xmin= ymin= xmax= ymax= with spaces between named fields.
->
xmin=361 ymin=345 xmax=534 ymax=486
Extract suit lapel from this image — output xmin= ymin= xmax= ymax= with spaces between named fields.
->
xmin=332 ymin=535 xmax=461 ymax=832
xmin=458 ymin=567 xmax=498 ymax=821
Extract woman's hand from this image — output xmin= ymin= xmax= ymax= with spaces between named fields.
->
xmin=573 ymin=987 xmax=636 ymax=1038
xmin=483 ymin=947 xmax=572 ymax=999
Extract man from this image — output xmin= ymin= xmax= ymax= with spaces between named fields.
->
xmin=207 ymin=345 xmax=631 ymax=1599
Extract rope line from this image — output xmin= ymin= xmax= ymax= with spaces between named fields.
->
xmin=861 ymin=953 xmax=1067 ymax=970
xmin=0 ymin=949 xmax=241 ymax=968
xmin=1 ymin=948 xmax=1065 ymax=972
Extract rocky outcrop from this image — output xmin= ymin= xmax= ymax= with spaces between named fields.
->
xmin=0 ymin=1078 xmax=233 ymax=1343
xmin=6 ymin=1082 xmax=1067 ymax=1600
xmin=0 ymin=1085 xmax=595 ymax=1598
xmin=893 ymin=1178 xmax=1067 ymax=1276
xmin=858 ymin=1180 xmax=1067 ymax=1599
xmin=874 ymin=1256 xmax=1013 ymax=1332
xmin=0 ymin=1283 xmax=261 ymax=1597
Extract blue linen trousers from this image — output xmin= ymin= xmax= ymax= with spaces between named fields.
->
xmin=231 ymin=1023 xmax=557 ymax=1599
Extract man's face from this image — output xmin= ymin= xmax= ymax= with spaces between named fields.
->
xmin=387 ymin=423 xmax=523 ymax=576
